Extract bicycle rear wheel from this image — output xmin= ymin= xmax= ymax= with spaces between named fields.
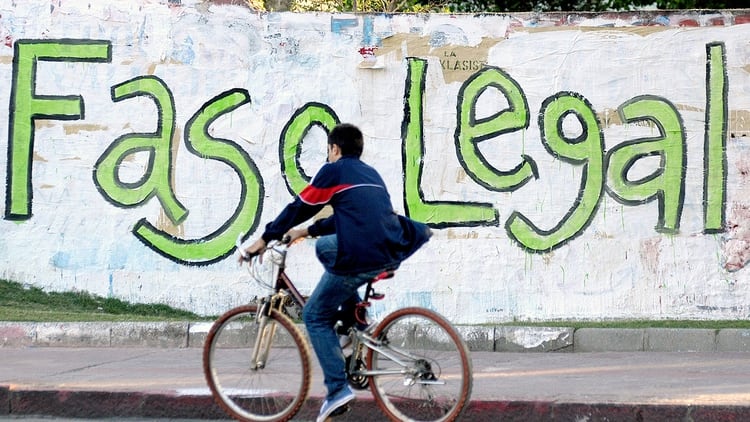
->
xmin=203 ymin=305 xmax=311 ymax=422
xmin=366 ymin=307 xmax=472 ymax=422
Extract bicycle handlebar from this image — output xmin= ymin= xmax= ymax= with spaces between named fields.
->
xmin=236 ymin=234 xmax=291 ymax=262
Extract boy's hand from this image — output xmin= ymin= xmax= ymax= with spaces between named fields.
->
xmin=238 ymin=238 xmax=267 ymax=263
xmin=284 ymin=227 xmax=309 ymax=245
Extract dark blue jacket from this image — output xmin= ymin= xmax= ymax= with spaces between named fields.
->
xmin=262 ymin=156 xmax=431 ymax=275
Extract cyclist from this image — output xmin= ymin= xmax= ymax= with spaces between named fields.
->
xmin=241 ymin=123 xmax=431 ymax=421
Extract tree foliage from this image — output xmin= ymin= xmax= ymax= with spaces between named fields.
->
xmin=286 ymin=0 xmax=442 ymax=12
xmin=444 ymin=0 xmax=748 ymax=13
xmin=268 ymin=0 xmax=748 ymax=13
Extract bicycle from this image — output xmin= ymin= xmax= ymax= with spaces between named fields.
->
xmin=202 ymin=238 xmax=473 ymax=422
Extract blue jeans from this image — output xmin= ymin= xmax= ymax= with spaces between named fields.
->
xmin=302 ymin=235 xmax=381 ymax=399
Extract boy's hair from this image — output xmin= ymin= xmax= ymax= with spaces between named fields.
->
xmin=328 ymin=123 xmax=364 ymax=157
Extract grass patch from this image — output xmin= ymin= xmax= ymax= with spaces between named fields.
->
xmin=0 ymin=279 xmax=209 ymax=322
xmin=3 ymin=278 xmax=750 ymax=328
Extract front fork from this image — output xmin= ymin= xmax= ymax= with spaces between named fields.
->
xmin=250 ymin=293 xmax=289 ymax=370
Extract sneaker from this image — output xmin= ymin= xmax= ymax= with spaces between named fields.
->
xmin=316 ymin=386 xmax=355 ymax=422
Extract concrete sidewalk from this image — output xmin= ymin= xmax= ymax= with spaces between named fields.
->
xmin=3 ymin=345 xmax=750 ymax=420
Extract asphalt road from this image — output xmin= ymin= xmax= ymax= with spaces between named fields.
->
xmin=4 ymin=347 xmax=750 ymax=420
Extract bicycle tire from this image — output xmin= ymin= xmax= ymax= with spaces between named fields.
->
xmin=203 ymin=304 xmax=312 ymax=422
xmin=366 ymin=307 xmax=472 ymax=422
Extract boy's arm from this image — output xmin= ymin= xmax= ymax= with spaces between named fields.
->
xmin=307 ymin=215 xmax=335 ymax=237
xmin=261 ymin=197 xmax=323 ymax=242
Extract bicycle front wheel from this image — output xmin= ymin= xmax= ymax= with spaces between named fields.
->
xmin=203 ymin=305 xmax=311 ymax=422
xmin=366 ymin=307 xmax=472 ymax=422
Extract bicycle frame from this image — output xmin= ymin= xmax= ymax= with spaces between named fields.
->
xmin=346 ymin=329 xmax=446 ymax=386
xmin=246 ymin=241 xmax=443 ymax=384
xmin=258 ymin=243 xmax=308 ymax=310
xmin=275 ymin=271 xmax=307 ymax=308
xmin=207 ymin=238 xmax=471 ymax=422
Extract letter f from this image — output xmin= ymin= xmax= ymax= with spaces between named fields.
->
xmin=5 ymin=39 xmax=111 ymax=220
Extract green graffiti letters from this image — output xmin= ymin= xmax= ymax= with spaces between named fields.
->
xmin=134 ymin=89 xmax=263 ymax=265
xmin=606 ymin=96 xmax=686 ymax=233
xmin=403 ymin=41 xmax=726 ymax=252
xmin=279 ymin=103 xmax=339 ymax=196
xmin=3 ymin=39 xmax=730 ymax=264
xmin=94 ymin=75 xmax=188 ymax=225
xmin=704 ymin=42 xmax=728 ymax=233
xmin=6 ymin=39 xmax=111 ymax=220
xmin=455 ymin=65 xmax=538 ymax=191
xmin=402 ymin=58 xmax=499 ymax=228
xmin=507 ymin=92 xmax=604 ymax=252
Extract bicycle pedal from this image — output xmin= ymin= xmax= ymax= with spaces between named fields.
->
xmin=329 ymin=403 xmax=351 ymax=418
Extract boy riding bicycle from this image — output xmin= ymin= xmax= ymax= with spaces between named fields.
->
xmin=241 ymin=123 xmax=431 ymax=421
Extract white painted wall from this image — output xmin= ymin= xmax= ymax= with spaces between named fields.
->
xmin=2 ymin=1 xmax=750 ymax=323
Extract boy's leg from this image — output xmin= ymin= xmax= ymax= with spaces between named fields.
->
xmin=303 ymin=270 xmax=362 ymax=398
xmin=306 ymin=235 xmax=382 ymax=396
xmin=315 ymin=235 xmax=338 ymax=271
xmin=335 ymin=293 xmax=361 ymax=334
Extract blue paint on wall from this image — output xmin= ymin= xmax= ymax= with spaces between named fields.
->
xmin=405 ymin=291 xmax=433 ymax=310
xmin=172 ymin=35 xmax=195 ymax=64
xmin=362 ymin=16 xmax=374 ymax=45
xmin=50 ymin=250 xmax=100 ymax=269
xmin=51 ymin=251 xmax=71 ymax=269
xmin=331 ymin=16 xmax=358 ymax=34
xmin=108 ymin=243 xmax=129 ymax=270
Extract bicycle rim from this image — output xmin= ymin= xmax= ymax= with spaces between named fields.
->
xmin=203 ymin=305 xmax=311 ymax=422
xmin=367 ymin=307 xmax=472 ymax=422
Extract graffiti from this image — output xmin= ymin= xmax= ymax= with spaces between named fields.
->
xmin=3 ymin=38 xmax=729 ymax=264
xmin=279 ymin=102 xmax=340 ymax=196
xmin=94 ymin=75 xmax=188 ymax=226
xmin=6 ymin=40 xmax=264 ymax=265
xmin=508 ymin=91 xmax=605 ymax=252
xmin=704 ymin=42 xmax=728 ymax=234
xmin=6 ymin=39 xmax=111 ymax=220
xmin=402 ymin=42 xmax=727 ymax=253
xmin=402 ymin=57 xmax=500 ymax=228
xmin=131 ymin=87 xmax=264 ymax=265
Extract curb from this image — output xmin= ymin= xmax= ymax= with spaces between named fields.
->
xmin=4 ymin=388 xmax=224 ymax=419
xmin=0 ymin=322 xmax=191 ymax=348
xmin=3 ymin=322 xmax=750 ymax=352
xmin=3 ymin=387 xmax=750 ymax=421
xmin=0 ymin=385 xmax=8 ymax=416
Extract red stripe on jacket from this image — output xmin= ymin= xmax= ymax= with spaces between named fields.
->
xmin=299 ymin=184 xmax=354 ymax=205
